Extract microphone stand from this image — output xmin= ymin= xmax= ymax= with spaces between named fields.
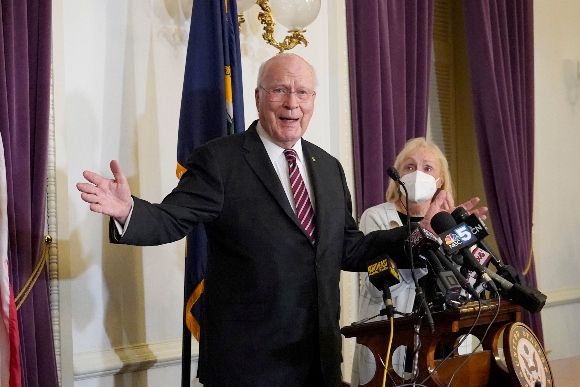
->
xmin=392 ymin=170 xmax=434 ymax=384
xmin=398 ymin=181 xmax=434 ymax=333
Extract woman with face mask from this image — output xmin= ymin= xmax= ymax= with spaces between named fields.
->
xmin=351 ymin=137 xmax=455 ymax=386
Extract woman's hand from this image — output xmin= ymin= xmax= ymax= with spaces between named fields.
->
xmin=419 ymin=191 xmax=489 ymax=233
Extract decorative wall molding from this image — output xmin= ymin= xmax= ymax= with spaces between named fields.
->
xmin=48 ymin=58 xmax=62 ymax=386
xmin=66 ymin=288 xmax=580 ymax=382
xmin=73 ymin=339 xmax=196 ymax=380
xmin=543 ymin=286 xmax=580 ymax=308
xmin=327 ymin=0 xmax=358 ymax=381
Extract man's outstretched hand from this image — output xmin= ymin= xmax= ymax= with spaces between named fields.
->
xmin=77 ymin=160 xmax=133 ymax=224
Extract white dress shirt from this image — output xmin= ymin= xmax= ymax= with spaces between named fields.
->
xmin=255 ymin=122 xmax=316 ymax=212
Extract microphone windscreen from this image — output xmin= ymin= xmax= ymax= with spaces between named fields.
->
xmin=367 ymin=255 xmax=400 ymax=289
xmin=431 ymin=211 xmax=457 ymax=234
xmin=451 ymin=206 xmax=468 ymax=222
xmin=507 ymin=283 xmax=547 ymax=314
xmin=387 ymin=166 xmax=400 ymax=182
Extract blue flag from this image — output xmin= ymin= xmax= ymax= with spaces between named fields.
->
xmin=177 ymin=0 xmax=244 ymax=382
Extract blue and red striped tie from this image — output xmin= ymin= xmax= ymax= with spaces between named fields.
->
xmin=284 ymin=149 xmax=315 ymax=243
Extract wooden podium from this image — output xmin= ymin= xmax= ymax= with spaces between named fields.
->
xmin=341 ymin=299 xmax=526 ymax=387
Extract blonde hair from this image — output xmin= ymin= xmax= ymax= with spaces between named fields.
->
xmin=385 ymin=137 xmax=454 ymax=203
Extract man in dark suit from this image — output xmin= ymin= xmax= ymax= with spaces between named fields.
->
xmin=77 ymin=53 xmax=480 ymax=386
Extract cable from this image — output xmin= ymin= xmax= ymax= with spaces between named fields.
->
xmin=410 ymin=319 xmax=422 ymax=383
xmin=445 ymin=296 xmax=502 ymax=386
xmin=419 ymin=298 xmax=484 ymax=385
xmin=380 ymin=316 xmax=395 ymax=387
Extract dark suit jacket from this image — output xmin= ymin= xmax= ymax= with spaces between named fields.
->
xmin=111 ymin=121 xmax=409 ymax=386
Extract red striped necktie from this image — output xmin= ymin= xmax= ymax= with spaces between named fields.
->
xmin=284 ymin=149 xmax=315 ymax=243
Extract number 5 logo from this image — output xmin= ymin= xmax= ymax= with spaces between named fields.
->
xmin=454 ymin=225 xmax=472 ymax=242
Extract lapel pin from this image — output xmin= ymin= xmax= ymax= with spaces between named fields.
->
xmin=311 ymin=157 xmax=316 ymax=162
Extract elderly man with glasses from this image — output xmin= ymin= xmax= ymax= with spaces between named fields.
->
xmin=77 ymin=53 xmax=468 ymax=387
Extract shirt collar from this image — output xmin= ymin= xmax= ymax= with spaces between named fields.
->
xmin=256 ymin=121 xmax=304 ymax=162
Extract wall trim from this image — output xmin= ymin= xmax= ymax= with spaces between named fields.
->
xmin=73 ymin=339 xmax=196 ymax=380
xmin=543 ymin=286 xmax=580 ymax=308
xmin=68 ymin=289 xmax=579 ymax=382
xmin=48 ymin=58 xmax=63 ymax=386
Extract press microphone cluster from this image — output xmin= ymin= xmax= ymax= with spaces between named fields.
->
xmin=431 ymin=211 xmax=499 ymax=293
xmin=430 ymin=210 xmax=547 ymax=314
xmin=451 ymin=206 xmax=527 ymax=286
xmin=409 ymin=224 xmax=480 ymax=303
xmin=451 ymin=206 xmax=504 ymax=269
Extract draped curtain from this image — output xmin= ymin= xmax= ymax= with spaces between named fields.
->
xmin=0 ymin=0 xmax=58 ymax=385
xmin=345 ymin=0 xmax=434 ymax=216
xmin=463 ymin=0 xmax=542 ymax=343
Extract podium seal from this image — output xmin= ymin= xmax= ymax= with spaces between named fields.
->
xmin=504 ymin=322 xmax=553 ymax=386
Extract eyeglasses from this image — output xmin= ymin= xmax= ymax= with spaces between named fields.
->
xmin=259 ymin=86 xmax=316 ymax=102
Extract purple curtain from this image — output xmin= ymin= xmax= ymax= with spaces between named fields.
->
xmin=346 ymin=0 xmax=434 ymax=216
xmin=463 ymin=0 xmax=542 ymax=343
xmin=0 ymin=0 xmax=58 ymax=385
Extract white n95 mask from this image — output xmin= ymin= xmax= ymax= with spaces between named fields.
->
xmin=399 ymin=171 xmax=439 ymax=203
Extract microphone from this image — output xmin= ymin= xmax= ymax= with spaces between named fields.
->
xmin=388 ymin=166 xmax=434 ymax=330
xmin=387 ymin=166 xmax=401 ymax=182
xmin=433 ymin=249 xmax=480 ymax=300
xmin=387 ymin=165 xmax=412 ymax=260
xmin=407 ymin=225 xmax=439 ymax=268
xmin=367 ymin=254 xmax=400 ymax=318
xmin=431 ymin=212 xmax=498 ymax=292
xmin=496 ymin=265 xmax=527 ymax=286
xmin=485 ymin=268 xmax=548 ymax=313
xmin=462 ymin=244 xmax=494 ymax=289
xmin=482 ymin=267 xmax=546 ymax=313
xmin=451 ymin=207 xmax=527 ymax=286
xmin=409 ymin=224 xmax=480 ymax=301
xmin=451 ymin=206 xmax=504 ymax=268
xmin=386 ymin=165 xmax=410 ymax=242
xmin=409 ymin=226 xmax=463 ymax=305
xmin=424 ymin=250 xmax=463 ymax=307
xmin=408 ymin=225 xmax=440 ymax=255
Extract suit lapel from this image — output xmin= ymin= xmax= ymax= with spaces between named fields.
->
xmin=242 ymin=124 xmax=300 ymax=228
